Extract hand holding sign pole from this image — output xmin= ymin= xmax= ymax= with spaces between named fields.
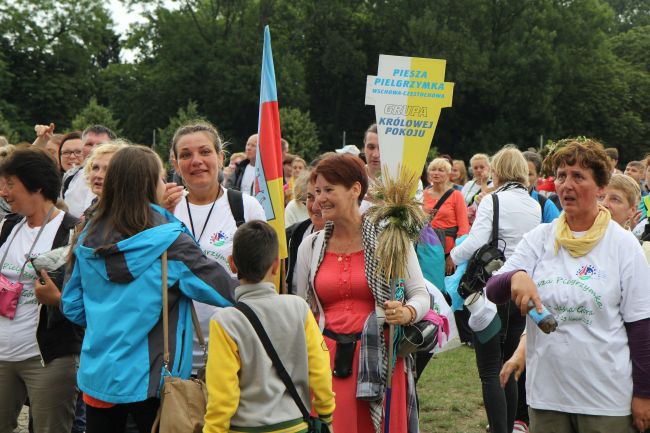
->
xmin=364 ymin=55 xmax=453 ymax=433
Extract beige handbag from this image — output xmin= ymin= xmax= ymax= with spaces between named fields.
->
xmin=151 ymin=251 xmax=209 ymax=433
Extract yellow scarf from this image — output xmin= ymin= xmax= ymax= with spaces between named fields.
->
xmin=554 ymin=205 xmax=611 ymax=258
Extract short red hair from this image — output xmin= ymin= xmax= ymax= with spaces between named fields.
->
xmin=311 ymin=154 xmax=368 ymax=204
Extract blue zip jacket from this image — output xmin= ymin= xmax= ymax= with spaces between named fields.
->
xmin=61 ymin=205 xmax=237 ymax=404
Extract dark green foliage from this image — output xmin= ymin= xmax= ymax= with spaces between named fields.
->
xmin=71 ymin=97 xmax=121 ymax=135
xmin=0 ymin=0 xmax=648 ymax=162
xmin=156 ymin=100 xmax=207 ymax=160
xmin=279 ymin=107 xmax=320 ymax=162
xmin=0 ymin=0 xmax=120 ymax=139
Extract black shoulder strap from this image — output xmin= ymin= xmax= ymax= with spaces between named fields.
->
xmin=433 ymin=188 xmax=454 ymax=213
xmin=62 ymin=170 xmax=77 ymax=197
xmin=490 ymin=193 xmax=499 ymax=246
xmin=536 ymin=193 xmax=547 ymax=223
xmin=0 ymin=213 xmax=23 ymax=246
xmin=428 ymin=188 xmax=455 ymax=220
xmin=227 ymin=189 xmax=246 ymax=227
xmin=235 ymin=302 xmax=311 ymax=421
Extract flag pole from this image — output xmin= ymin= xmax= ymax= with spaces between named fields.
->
xmin=254 ymin=25 xmax=289 ymax=282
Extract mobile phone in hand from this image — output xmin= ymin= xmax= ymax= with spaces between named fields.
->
xmin=29 ymin=257 xmax=46 ymax=285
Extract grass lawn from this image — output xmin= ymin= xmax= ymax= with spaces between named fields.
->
xmin=418 ymin=345 xmax=487 ymax=433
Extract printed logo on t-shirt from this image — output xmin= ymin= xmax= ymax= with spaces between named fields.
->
xmin=209 ymin=231 xmax=231 ymax=247
xmin=575 ymin=264 xmax=606 ymax=281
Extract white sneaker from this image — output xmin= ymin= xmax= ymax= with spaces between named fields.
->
xmin=513 ymin=420 xmax=529 ymax=433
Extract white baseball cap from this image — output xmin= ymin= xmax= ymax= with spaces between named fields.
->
xmin=335 ymin=144 xmax=361 ymax=156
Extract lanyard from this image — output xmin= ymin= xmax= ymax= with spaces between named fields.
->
xmin=0 ymin=206 xmax=56 ymax=283
xmin=185 ymin=198 xmax=217 ymax=243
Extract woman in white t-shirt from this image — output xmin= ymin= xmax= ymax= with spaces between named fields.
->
xmin=0 ymin=149 xmax=81 ymax=433
xmin=487 ymin=139 xmax=650 ymax=433
xmin=284 ymin=171 xmax=310 ymax=228
xmin=451 ymin=147 xmax=540 ymax=433
xmin=162 ymin=121 xmax=266 ymax=371
xmin=461 ymin=153 xmax=492 ymax=206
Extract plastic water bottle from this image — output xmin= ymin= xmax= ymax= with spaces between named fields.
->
xmin=527 ymin=300 xmax=558 ymax=334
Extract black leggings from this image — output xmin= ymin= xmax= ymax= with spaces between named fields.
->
xmin=85 ymin=398 xmax=160 ymax=433
xmin=415 ymin=351 xmax=433 ymax=383
xmin=516 ymin=369 xmax=528 ymax=424
xmin=473 ymin=301 xmax=525 ymax=433
xmin=442 ymin=293 xmax=473 ymax=344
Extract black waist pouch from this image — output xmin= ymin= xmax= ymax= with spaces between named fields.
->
xmin=324 ymin=329 xmax=361 ymax=378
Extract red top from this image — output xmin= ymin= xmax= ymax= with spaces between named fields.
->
xmin=423 ymin=188 xmax=470 ymax=253
xmin=314 ymin=250 xmax=374 ymax=334
xmin=313 ymin=250 xmax=408 ymax=432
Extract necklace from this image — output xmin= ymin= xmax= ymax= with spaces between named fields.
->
xmin=332 ymin=232 xmax=361 ymax=262
xmin=185 ymin=188 xmax=222 ymax=243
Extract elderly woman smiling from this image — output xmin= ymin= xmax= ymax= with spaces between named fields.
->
xmin=487 ymin=139 xmax=650 ymax=433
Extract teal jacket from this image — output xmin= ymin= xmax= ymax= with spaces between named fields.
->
xmin=61 ymin=205 xmax=236 ymax=403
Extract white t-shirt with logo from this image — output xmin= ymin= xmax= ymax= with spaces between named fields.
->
xmin=0 ymin=212 xmax=65 ymax=361
xmin=240 ymin=163 xmax=256 ymax=196
xmin=496 ymin=219 xmax=650 ymax=416
xmin=174 ymin=187 xmax=266 ymax=369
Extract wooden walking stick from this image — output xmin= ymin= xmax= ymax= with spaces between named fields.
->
xmin=365 ymin=165 xmax=427 ymax=433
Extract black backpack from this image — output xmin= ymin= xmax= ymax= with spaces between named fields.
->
xmin=459 ymin=194 xmax=506 ymax=299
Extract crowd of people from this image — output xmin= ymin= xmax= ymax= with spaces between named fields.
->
xmin=0 ymin=121 xmax=648 ymax=433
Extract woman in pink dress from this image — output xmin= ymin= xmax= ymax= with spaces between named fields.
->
xmin=296 ymin=154 xmax=430 ymax=433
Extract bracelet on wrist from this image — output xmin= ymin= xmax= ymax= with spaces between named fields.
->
xmin=405 ymin=305 xmax=417 ymax=325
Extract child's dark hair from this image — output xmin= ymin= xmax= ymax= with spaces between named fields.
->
xmin=232 ymin=220 xmax=278 ymax=283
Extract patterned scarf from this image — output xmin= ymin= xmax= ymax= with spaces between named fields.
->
xmin=359 ymin=217 xmax=391 ymax=431
xmin=305 ymin=218 xmax=419 ymax=433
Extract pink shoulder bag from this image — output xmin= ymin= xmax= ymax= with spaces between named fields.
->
xmin=0 ymin=207 xmax=55 ymax=320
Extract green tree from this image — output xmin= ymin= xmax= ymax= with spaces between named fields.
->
xmin=279 ymin=107 xmax=320 ymax=162
xmin=0 ymin=0 xmax=120 ymax=139
xmin=0 ymin=111 xmax=16 ymax=143
xmin=156 ymin=100 xmax=206 ymax=160
xmin=605 ymin=0 xmax=650 ymax=30
xmin=2 ymin=0 xmax=649 ymax=161
xmin=71 ymin=97 xmax=121 ymax=134
xmin=297 ymin=0 xmax=372 ymax=149
xmin=112 ymin=0 xmax=309 ymax=147
xmin=609 ymin=25 xmax=650 ymax=162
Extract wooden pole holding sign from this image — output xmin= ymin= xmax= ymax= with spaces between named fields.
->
xmin=364 ymin=55 xmax=453 ymax=433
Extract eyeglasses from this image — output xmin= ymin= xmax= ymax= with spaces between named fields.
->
xmin=61 ymin=150 xmax=82 ymax=157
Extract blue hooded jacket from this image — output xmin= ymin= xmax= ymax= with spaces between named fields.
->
xmin=61 ymin=205 xmax=236 ymax=403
